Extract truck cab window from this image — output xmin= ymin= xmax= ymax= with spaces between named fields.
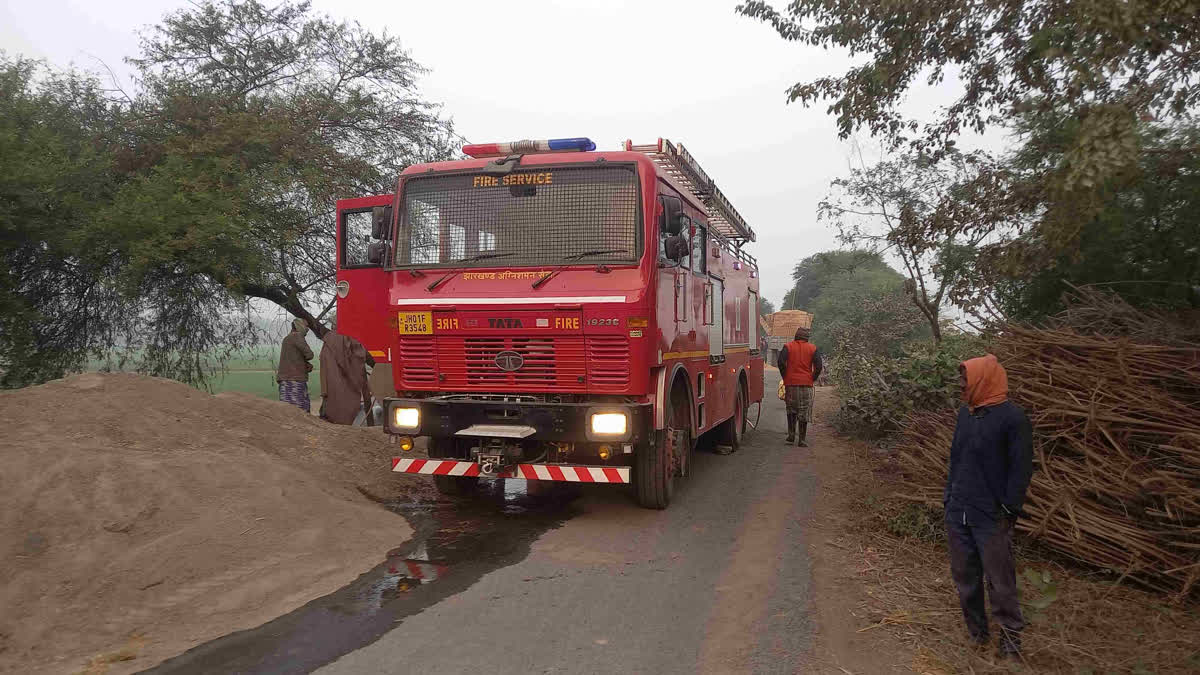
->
xmin=479 ymin=230 xmax=497 ymax=251
xmin=341 ymin=210 xmax=373 ymax=268
xmin=691 ymin=225 xmax=707 ymax=274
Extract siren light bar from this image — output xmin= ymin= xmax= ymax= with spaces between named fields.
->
xmin=462 ymin=137 xmax=596 ymax=158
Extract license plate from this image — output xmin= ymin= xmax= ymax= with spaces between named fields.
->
xmin=397 ymin=311 xmax=432 ymax=335
xmin=478 ymin=455 xmax=502 ymax=475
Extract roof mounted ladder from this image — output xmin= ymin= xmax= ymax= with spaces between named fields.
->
xmin=624 ymin=138 xmax=756 ymax=243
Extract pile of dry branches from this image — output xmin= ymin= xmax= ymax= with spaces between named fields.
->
xmin=897 ymin=291 xmax=1200 ymax=596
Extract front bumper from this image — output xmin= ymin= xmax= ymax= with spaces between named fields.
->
xmin=383 ymin=396 xmax=649 ymax=444
xmin=392 ymin=457 xmax=631 ymax=483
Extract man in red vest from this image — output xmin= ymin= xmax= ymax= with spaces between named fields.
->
xmin=776 ymin=326 xmax=823 ymax=446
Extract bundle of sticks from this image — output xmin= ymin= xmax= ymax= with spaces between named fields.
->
xmin=897 ymin=291 xmax=1200 ymax=596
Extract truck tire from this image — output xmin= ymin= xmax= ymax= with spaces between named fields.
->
xmin=637 ymin=385 xmax=690 ymax=509
xmin=428 ymin=436 xmax=478 ymax=497
xmin=718 ymin=385 xmax=747 ymax=451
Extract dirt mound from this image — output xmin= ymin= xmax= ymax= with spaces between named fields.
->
xmin=0 ymin=373 xmax=421 ymax=674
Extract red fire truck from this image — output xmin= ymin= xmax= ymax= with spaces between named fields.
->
xmin=334 ymin=137 xmax=763 ymax=508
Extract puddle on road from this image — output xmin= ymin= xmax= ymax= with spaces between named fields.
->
xmin=143 ymin=481 xmax=579 ymax=675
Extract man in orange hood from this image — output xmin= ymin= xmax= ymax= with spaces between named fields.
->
xmin=944 ymin=354 xmax=1033 ymax=660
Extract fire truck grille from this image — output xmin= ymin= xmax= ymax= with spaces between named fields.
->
xmin=436 ymin=337 xmax=587 ymax=390
xmin=396 ymin=336 xmax=437 ymax=387
xmin=587 ymin=336 xmax=631 ymax=391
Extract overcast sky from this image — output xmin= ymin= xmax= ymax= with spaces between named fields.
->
xmin=1 ymin=0 xmax=980 ymax=309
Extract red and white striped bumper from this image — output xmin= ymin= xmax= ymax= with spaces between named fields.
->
xmin=387 ymin=559 xmax=448 ymax=583
xmin=391 ymin=458 xmax=630 ymax=484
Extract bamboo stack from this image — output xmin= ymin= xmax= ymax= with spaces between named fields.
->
xmin=897 ymin=292 xmax=1200 ymax=596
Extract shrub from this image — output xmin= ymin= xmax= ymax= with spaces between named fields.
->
xmin=832 ymin=332 xmax=985 ymax=438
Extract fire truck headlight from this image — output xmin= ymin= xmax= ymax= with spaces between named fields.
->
xmin=590 ymin=412 xmax=628 ymax=436
xmin=392 ymin=407 xmax=420 ymax=430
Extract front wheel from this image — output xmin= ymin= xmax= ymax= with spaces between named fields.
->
xmin=718 ymin=385 xmax=747 ymax=451
xmin=637 ymin=385 xmax=691 ymax=509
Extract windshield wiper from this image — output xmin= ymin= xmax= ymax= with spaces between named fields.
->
xmin=426 ymin=252 xmax=517 ymax=291
xmin=532 ymin=249 xmax=631 ymax=289
xmin=563 ymin=248 xmax=630 ymax=261
xmin=456 ymin=252 xmax=517 ymax=264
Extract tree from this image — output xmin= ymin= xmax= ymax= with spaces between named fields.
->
xmin=810 ymin=262 xmax=929 ymax=359
xmin=1 ymin=0 xmax=458 ymax=388
xmin=820 ymin=150 xmax=1002 ymax=341
xmin=785 ymin=249 xmax=894 ymax=311
xmin=738 ymin=0 xmax=1200 ymax=275
xmin=736 ymin=0 xmax=1200 ymax=161
xmin=0 ymin=57 xmax=132 ymax=387
xmin=987 ymin=117 xmax=1200 ymax=319
xmin=112 ymin=0 xmax=457 ymax=341
xmin=758 ymin=296 xmax=776 ymax=316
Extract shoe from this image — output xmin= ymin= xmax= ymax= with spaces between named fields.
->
xmin=996 ymin=641 xmax=1021 ymax=662
xmin=997 ymin=629 xmax=1021 ymax=660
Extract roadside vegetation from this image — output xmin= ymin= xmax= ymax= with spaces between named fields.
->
xmin=749 ymin=0 xmax=1200 ymax=670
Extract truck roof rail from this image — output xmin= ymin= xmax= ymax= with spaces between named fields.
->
xmin=624 ymin=138 xmax=756 ymax=244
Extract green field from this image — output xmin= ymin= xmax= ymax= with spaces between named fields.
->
xmin=210 ymin=368 xmax=321 ymax=402
xmin=90 ymin=347 xmax=322 ymax=403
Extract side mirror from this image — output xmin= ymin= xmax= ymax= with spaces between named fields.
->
xmin=667 ymin=214 xmax=691 ymax=237
xmin=371 ymin=206 xmax=393 ymax=240
xmin=664 ymin=234 xmax=689 ymax=261
xmin=659 ymin=195 xmax=683 ymax=236
xmin=366 ymin=241 xmax=390 ymax=266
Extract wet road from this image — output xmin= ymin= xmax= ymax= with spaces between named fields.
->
xmin=149 ymin=372 xmax=818 ymax=674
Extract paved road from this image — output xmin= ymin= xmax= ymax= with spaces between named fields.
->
xmin=151 ymin=372 xmax=819 ymax=674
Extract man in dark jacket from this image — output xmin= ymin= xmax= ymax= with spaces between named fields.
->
xmin=319 ymin=330 xmax=374 ymax=425
xmin=944 ymin=354 xmax=1033 ymax=659
xmin=276 ymin=318 xmax=314 ymax=412
xmin=776 ymin=326 xmax=823 ymax=446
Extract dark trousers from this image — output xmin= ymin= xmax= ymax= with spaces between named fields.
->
xmin=946 ymin=510 xmax=1023 ymax=651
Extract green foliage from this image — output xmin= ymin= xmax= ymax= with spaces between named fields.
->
xmin=886 ymin=502 xmax=944 ymax=542
xmin=0 ymin=57 xmax=131 ymax=386
xmin=832 ymin=333 xmax=984 ymax=438
xmin=1022 ymin=568 xmax=1059 ymax=612
xmin=783 ymin=248 xmax=969 ymax=438
xmin=736 ymin=0 xmax=1200 ymax=192
xmin=0 ymin=0 xmax=456 ymax=388
xmin=821 ymin=150 xmax=1003 ymax=341
xmin=810 ymin=260 xmax=928 ymax=361
xmin=784 ymin=249 xmax=892 ymax=311
xmin=992 ymin=119 xmax=1200 ymax=319
xmin=741 ymin=1 xmax=1200 ymax=325
xmin=758 ymin=296 xmax=776 ymax=316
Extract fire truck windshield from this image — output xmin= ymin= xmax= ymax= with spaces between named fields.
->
xmin=393 ymin=165 xmax=640 ymax=268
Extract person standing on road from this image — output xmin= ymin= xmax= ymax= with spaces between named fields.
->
xmin=944 ymin=354 xmax=1033 ymax=660
xmin=276 ymin=318 xmax=315 ymax=413
xmin=776 ymin=326 xmax=822 ymax=446
xmin=319 ymin=330 xmax=374 ymax=425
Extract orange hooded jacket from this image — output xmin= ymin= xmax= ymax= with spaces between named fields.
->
xmin=944 ymin=354 xmax=1033 ymax=521
xmin=961 ymin=354 xmax=1008 ymax=411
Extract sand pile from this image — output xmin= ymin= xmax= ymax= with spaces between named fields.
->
xmin=0 ymin=373 xmax=419 ymax=674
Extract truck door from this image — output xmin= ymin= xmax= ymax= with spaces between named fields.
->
xmin=335 ymin=195 xmax=394 ymax=391
xmin=709 ymin=277 xmax=724 ymax=358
